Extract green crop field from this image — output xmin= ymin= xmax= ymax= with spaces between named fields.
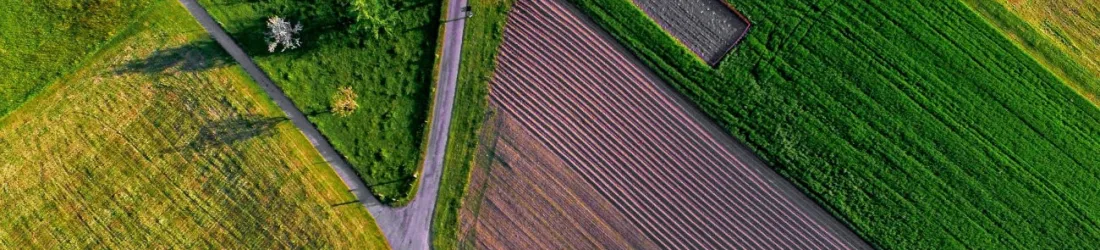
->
xmin=964 ymin=0 xmax=1100 ymax=105
xmin=196 ymin=0 xmax=443 ymax=204
xmin=0 ymin=1 xmax=387 ymax=248
xmin=0 ymin=0 xmax=150 ymax=117
xmin=569 ymin=0 xmax=1100 ymax=248
xmin=429 ymin=0 xmax=513 ymax=248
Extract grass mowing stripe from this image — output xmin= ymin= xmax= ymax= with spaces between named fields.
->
xmin=0 ymin=0 xmax=154 ymax=118
xmin=963 ymin=0 xmax=1100 ymax=106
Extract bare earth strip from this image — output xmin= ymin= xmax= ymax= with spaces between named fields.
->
xmin=631 ymin=0 xmax=749 ymax=64
xmin=459 ymin=0 xmax=869 ymax=249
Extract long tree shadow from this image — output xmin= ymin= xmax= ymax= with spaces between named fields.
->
xmin=304 ymin=108 xmax=332 ymax=117
xmin=368 ymin=175 xmax=417 ymax=189
xmin=330 ymin=199 xmax=361 ymax=208
xmin=201 ymin=0 xmax=262 ymax=6
xmin=141 ymin=83 xmax=293 ymax=221
xmin=152 ymin=80 xmax=291 ymax=154
xmin=114 ymin=39 xmax=230 ymax=75
xmin=185 ymin=114 xmax=288 ymax=151
xmin=395 ymin=0 xmax=436 ymax=11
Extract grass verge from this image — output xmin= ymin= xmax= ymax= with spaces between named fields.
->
xmin=195 ymin=0 xmax=442 ymax=204
xmin=430 ymin=0 xmax=514 ymax=249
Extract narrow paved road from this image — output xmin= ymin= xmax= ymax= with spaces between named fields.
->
xmin=180 ymin=0 xmax=468 ymax=249
xmin=370 ymin=0 xmax=469 ymax=249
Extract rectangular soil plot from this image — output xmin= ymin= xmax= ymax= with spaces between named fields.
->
xmin=632 ymin=0 xmax=750 ymax=65
xmin=458 ymin=0 xmax=868 ymax=249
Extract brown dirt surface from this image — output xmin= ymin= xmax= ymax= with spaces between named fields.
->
xmin=632 ymin=0 xmax=749 ymax=65
xmin=457 ymin=0 xmax=869 ymax=249
xmin=459 ymin=113 xmax=661 ymax=249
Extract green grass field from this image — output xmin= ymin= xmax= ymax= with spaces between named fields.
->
xmin=569 ymin=0 xmax=1100 ymax=248
xmin=964 ymin=0 xmax=1100 ymax=105
xmin=0 ymin=1 xmax=388 ymax=248
xmin=0 ymin=0 xmax=150 ymax=117
xmin=195 ymin=0 xmax=442 ymax=204
xmin=429 ymin=0 xmax=513 ymax=248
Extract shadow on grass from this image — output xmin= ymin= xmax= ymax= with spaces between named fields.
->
xmin=180 ymin=0 xmax=444 ymax=205
xmin=368 ymin=175 xmax=416 ymax=189
xmin=331 ymin=199 xmax=361 ymax=208
xmin=185 ymin=114 xmax=288 ymax=151
xmin=201 ymin=0 xmax=262 ymax=6
xmin=151 ymin=81 xmax=290 ymax=154
xmin=304 ymin=108 xmax=332 ymax=117
xmin=114 ymin=39 xmax=230 ymax=75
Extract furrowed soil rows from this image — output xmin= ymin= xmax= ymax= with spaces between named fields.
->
xmin=632 ymin=0 xmax=749 ymax=65
xmin=457 ymin=0 xmax=868 ymax=249
xmin=459 ymin=113 xmax=659 ymax=249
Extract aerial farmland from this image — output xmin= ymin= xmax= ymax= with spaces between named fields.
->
xmin=455 ymin=0 xmax=867 ymax=248
xmin=6 ymin=0 xmax=1100 ymax=249
xmin=571 ymin=0 xmax=1100 ymax=248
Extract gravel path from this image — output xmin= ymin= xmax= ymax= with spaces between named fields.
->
xmin=180 ymin=0 xmax=467 ymax=249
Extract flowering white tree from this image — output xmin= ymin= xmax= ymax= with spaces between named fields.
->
xmin=265 ymin=16 xmax=303 ymax=52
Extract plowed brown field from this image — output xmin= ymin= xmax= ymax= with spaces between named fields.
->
xmin=632 ymin=0 xmax=749 ymax=65
xmin=458 ymin=0 xmax=869 ymax=249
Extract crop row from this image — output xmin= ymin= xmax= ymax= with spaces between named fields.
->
xmin=569 ymin=0 xmax=1100 ymax=248
xmin=473 ymin=0 xmax=867 ymax=249
xmin=458 ymin=115 xmax=659 ymax=249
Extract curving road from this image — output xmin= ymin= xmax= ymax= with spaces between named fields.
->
xmin=180 ymin=0 xmax=468 ymax=249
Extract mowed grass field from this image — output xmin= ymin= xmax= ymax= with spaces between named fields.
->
xmin=965 ymin=0 xmax=1100 ymax=104
xmin=196 ymin=0 xmax=442 ymax=204
xmin=0 ymin=1 xmax=387 ymax=248
xmin=0 ymin=0 xmax=149 ymax=117
xmin=572 ymin=0 xmax=1100 ymax=248
xmin=430 ymin=0 xmax=514 ymax=248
